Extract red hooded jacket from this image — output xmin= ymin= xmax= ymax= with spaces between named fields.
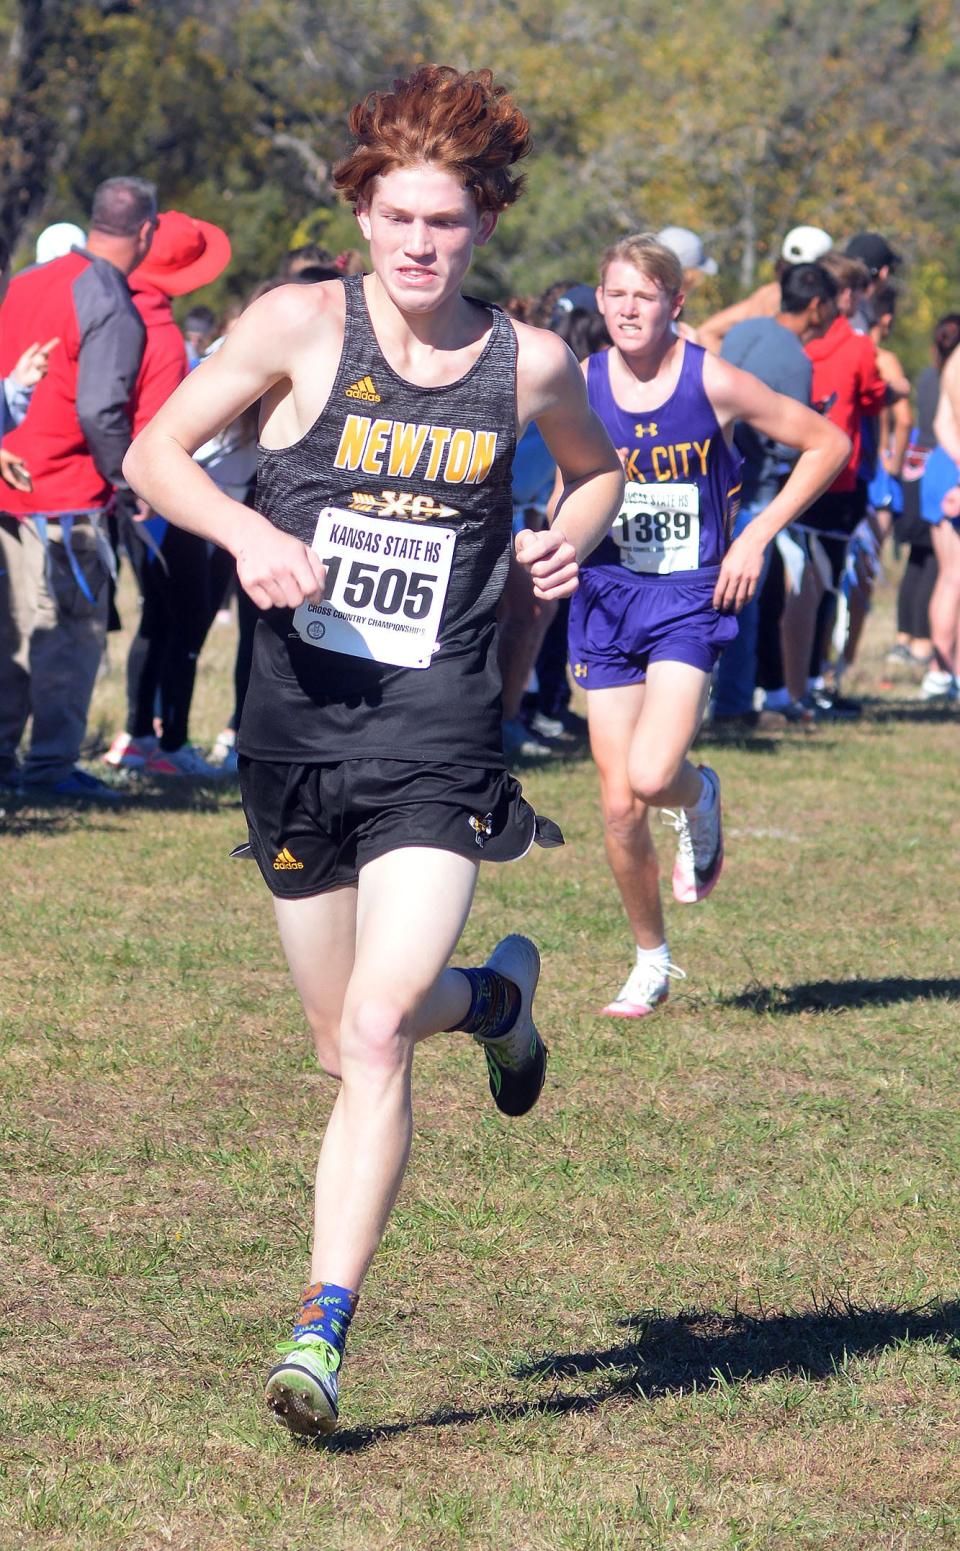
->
xmin=804 ymin=316 xmax=888 ymax=493
xmin=0 ymin=249 xmax=144 ymax=516
xmin=129 ymin=280 xmax=189 ymax=436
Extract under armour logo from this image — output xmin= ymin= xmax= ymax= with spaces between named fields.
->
xmin=635 ymin=421 xmax=658 ymax=438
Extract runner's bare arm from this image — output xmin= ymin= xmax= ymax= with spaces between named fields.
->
xmin=933 ymin=351 xmax=960 ymax=517
xmin=934 ymin=350 xmax=960 ymax=465
xmin=877 ymin=347 xmax=912 ymax=475
xmin=703 ymin=352 xmax=851 ymax=613
xmin=697 ymin=282 xmax=781 ymax=356
xmin=123 ymin=286 xmax=337 ymax=610
xmin=514 ymin=326 xmax=623 ymax=600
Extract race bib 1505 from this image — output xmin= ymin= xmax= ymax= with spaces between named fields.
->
xmin=612 ymin=481 xmax=701 ymax=574
xmin=292 ymin=506 xmax=457 ymax=669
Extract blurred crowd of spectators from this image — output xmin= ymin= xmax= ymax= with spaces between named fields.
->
xmin=0 ymin=184 xmax=956 ymax=804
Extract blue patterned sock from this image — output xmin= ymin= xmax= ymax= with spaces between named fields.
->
xmin=449 ymin=967 xmax=520 ymax=1038
xmin=293 ymin=1280 xmax=359 ymax=1363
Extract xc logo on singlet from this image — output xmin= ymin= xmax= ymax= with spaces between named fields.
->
xmin=348 ymin=490 xmax=460 ymax=521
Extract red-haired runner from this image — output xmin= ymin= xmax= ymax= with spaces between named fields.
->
xmin=124 ymin=65 xmax=623 ymax=1437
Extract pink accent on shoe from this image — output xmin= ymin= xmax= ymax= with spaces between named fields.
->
xmin=672 ymin=841 xmax=724 ymax=904
xmin=601 ymin=987 xmax=669 ymax=1018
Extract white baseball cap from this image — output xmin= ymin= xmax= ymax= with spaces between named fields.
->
xmin=656 ymin=226 xmax=718 ymax=276
xmin=781 ymin=225 xmax=833 ymax=264
xmin=35 ymin=222 xmax=87 ymax=264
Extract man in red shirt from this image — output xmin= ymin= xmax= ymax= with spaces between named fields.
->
xmin=796 ymin=252 xmax=906 ymax=709
xmin=0 ymin=176 xmax=156 ymax=799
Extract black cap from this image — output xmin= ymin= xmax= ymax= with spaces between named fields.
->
xmin=552 ymin=283 xmax=598 ymax=315
xmin=845 ymin=232 xmax=902 ymax=274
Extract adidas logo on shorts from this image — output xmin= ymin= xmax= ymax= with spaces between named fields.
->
xmin=273 ymin=845 xmax=304 ymax=871
xmin=345 ymin=375 xmax=381 ymax=403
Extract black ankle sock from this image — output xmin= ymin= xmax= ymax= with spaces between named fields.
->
xmin=449 ymin=967 xmax=520 ymax=1038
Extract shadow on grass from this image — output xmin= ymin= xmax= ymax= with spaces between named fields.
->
xmin=696 ymin=734 xmax=789 ymax=756
xmin=724 ymin=977 xmax=960 ymax=1014
xmin=320 ymin=1295 xmax=960 ymax=1455
xmin=0 ymin=782 xmax=242 ymax=831
xmin=860 ymin=699 xmax=959 ymax=725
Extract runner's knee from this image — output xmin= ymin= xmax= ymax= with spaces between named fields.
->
xmin=601 ymin=788 xmax=648 ymax=843
xmin=339 ymin=995 xmax=414 ymax=1074
xmin=627 ymin=752 xmax=682 ymax=806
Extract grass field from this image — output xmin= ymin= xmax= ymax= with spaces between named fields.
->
xmin=2 ymin=566 xmax=959 ymax=1550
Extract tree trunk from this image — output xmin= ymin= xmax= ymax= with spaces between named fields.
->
xmin=0 ymin=1 xmax=61 ymax=253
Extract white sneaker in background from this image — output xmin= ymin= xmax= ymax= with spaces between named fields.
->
xmin=919 ymin=669 xmax=957 ymax=702
xmin=102 ymin=732 xmax=158 ymax=770
xmin=602 ymin=958 xmax=686 ymax=1018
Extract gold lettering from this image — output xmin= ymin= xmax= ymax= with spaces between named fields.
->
xmin=652 ymin=446 xmax=672 ymax=481
xmin=444 ymin=429 xmax=474 ymax=484
xmin=333 ymin=415 xmax=371 ymax=471
xmin=387 ymin=422 xmax=429 ymax=478
xmin=424 ymin=426 xmax=452 ymax=480
xmin=466 ymin=429 xmax=497 ymax=484
xmin=693 ymin=438 xmax=711 ymax=476
xmin=360 ymin=418 xmax=391 ymax=475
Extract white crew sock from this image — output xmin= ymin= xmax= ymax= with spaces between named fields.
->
xmin=636 ymin=941 xmax=670 ymax=969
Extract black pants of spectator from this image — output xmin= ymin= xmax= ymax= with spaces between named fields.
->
xmin=897 ymin=545 xmax=937 ymax=638
xmin=756 ymin=541 xmax=785 ymax=693
xmin=809 ymin=535 xmax=847 ymax=679
xmin=533 ymin=597 xmax=572 ymax=721
xmin=202 ymin=543 xmax=259 ymax=735
xmin=123 ymin=517 xmax=213 ymax=752
xmin=228 ymin=585 xmax=258 ymax=733
xmin=893 ymin=510 xmax=937 ymax=642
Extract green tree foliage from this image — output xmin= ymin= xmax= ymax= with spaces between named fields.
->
xmin=0 ymin=0 xmax=957 ymax=362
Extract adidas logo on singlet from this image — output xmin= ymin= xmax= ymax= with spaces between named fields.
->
xmin=345 ymin=375 xmax=381 ymax=403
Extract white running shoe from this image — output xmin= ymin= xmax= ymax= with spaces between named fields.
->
xmin=102 ymin=732 xmax=158 ymax=770
xmin=502 ymin=717 xmax=554 ymax=762
xmin=919 ymin=669 xmax=958 ymax=702
xmin=145 ymin=743 xmax=222 ymax=779
xmin=208 ymin=728 xmax=237 ymax=765
xmin=208 ymin=729 xmax=239 ymax=776
xmin=666 ymin=765 xmax=724 ymax=904
xmin=602 ymin=958 xmax=686 ymax=1018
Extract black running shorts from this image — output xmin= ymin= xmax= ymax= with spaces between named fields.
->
xmin=237 ymin=755 xmax=564 ymax=898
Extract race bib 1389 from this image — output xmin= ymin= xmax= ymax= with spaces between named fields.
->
xmin=612 ymin=481 xmax=701 ymax=574
xmin=292 ymin=507 xmax=457 ymax=669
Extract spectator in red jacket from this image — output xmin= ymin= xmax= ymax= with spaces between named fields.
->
xmin=0 ymin=175 xmax=156 ymax=799
xmin=794 ymin=251 xmax=906 ymax=709
xmin=103 ymin=210 xmax=232 ymax=779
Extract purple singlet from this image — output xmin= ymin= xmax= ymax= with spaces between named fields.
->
xmin=568 ymin=342 xmax=742 ymax=688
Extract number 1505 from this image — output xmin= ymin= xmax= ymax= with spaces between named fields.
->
xmin=323 ymin=555 xmax=436 ymax=619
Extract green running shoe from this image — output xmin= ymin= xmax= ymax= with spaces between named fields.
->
xmin=474 ymin=934 xmax=548 ymax=1118
xmin=264 ymin=1334 xmax=339 ymax=1437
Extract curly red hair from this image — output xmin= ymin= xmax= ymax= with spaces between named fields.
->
xmin=333 ymin=65 xmax=531 ymax=215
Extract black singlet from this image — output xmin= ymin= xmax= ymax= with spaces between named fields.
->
xmin=239 ymin=275 xmax=518 ymax=767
